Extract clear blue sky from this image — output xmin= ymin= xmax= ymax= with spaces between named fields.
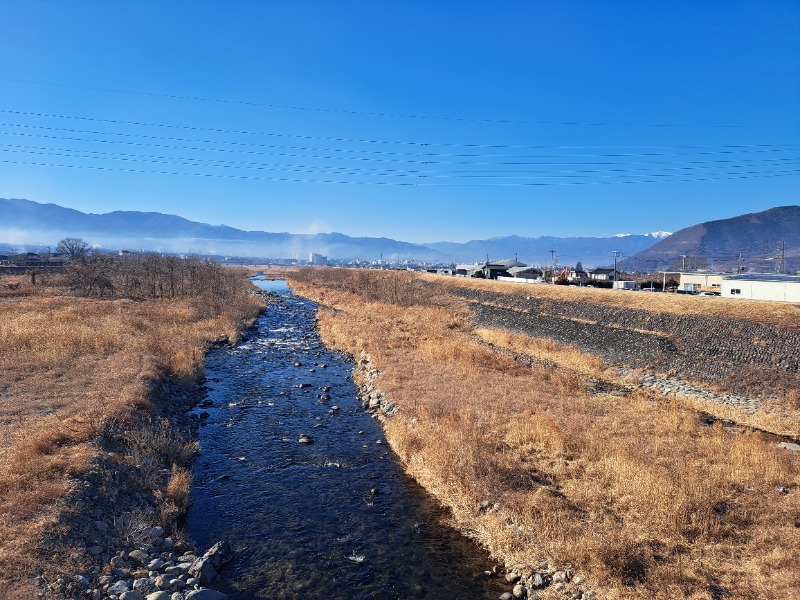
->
xmin=1 ymin=0 xmax=798 ymax=243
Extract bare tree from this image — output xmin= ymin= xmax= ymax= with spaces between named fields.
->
xmin=56 ymin=237 xmax=91 ymax=261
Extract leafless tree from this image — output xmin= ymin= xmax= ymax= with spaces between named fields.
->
xmin=56 ymin=237 xmax=91 ymax=261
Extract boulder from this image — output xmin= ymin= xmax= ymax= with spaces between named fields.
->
xmin=203 ymin=542 xmax=234 ymax=570
xmin=188 ymin=557 xmax=217 ymax=586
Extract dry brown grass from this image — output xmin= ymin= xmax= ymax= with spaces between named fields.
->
xmin=425 ymin=272 xmax=800 ymax=329
xmin=0 ymin=270 xmax=262 ymax=590
xmin=288 ymin=268 xmax=800 ymax=599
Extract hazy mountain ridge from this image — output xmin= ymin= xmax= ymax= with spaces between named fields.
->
xmin=0 ymin=198 xmax=449 ymax=261
xmin=4 ymin=199 xmax=795 ymax=270
xmin=625 ymin=206 xmax=800 ymax=272
xmin=1 ymin=198 xmax=673 ymax=264
xmin=426 ymin=233 xmax=671 ymax=267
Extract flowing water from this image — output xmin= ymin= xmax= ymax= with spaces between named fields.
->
xmin=186 ymin=280 xmax=506 ymax=599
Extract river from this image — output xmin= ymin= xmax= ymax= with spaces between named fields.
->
xmin=185 ymin=279 xmax=507 ymax=599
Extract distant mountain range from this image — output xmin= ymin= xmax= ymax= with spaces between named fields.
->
xmin=2 ymin=198 xmax=796 ymax=272
xmin=625 ymin=206 xmax=800 ymax=273
xmin=426 ymin=233 xmax=670 ymax=267
xmin=0 ymin=198 xmax=669 ymax=265
xmin=0 ymin=198 xmax=446 ymax=262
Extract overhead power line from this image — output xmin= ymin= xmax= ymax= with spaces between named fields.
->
xmin=3 ymin=158 xmax=798 ymax=187
xmin=2 ymin=110 xmax=799 ymax=150
xmin=2 ymin=145 xmax=796 ymax=179
xmin=2 ymin=125 xmax=799 ymax=161
xmin=3 ymin=79 xmax=799 ymax=129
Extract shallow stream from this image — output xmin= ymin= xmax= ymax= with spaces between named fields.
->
xmin=186 ymin=279 xmax=506 ymax=599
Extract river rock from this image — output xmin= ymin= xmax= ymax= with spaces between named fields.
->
xmin=552 ymin=570 xmax=571 ymax=583
xmin=505 ymin=572 xmax=520 ymax=583
xmin=155 ymin=574 xmax=177 ymax=589
xmin=129 ymin=549 xmax=150 ymax=566
xmin=120 ymin=592 xmax=146 ymax=600
xmin=133 ymin=577 xmax=157 ymax=593
xmin=298 ymin=434 xmax=313 ymax=444
xmin=185 ymin=589 xmax=230 ymax=600
xmin=778 ymin=441 xmax=800 ymax=452
xmin=148 ymin=558 xmax=165 ymax=570
xmin=188 ymin=557 xmax=218 ymax=586
xmin=500 ymin=594 xmax=513 ymax=600
xmin=146 ymin=593 xmax=171 ymax=600
xmin=108 ymin=580 xmax=132 ymax=595
xmin=512 ymin=583 xmax=525 ymax=598
xmin=203 ymin=541 xmax=234 ymax=570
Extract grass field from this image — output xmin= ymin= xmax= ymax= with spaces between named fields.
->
xmin=0 ymin=268 xmax=262 ymax=596
xmin=288 ymin=268 xmax=800 ymax=599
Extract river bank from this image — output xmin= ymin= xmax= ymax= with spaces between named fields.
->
xmin=0 ymin=267 xmax=264 ymax=599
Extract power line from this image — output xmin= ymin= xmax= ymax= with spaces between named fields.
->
xmin=4 ymin=158 xmax=797 ymax=187
xmin=3 ymin=79 xmax=799 ymax=129
xmin=2 ymin=110 xmax=799 ymax=151
xmin=2 ymin=145 xmax=796 ymax=180
xmin=3 ymin=133 xmax=795 ymax=169
xmin=2 ymin=125 xmax=798 ymax=161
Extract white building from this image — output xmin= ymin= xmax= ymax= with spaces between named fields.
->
xmin=678 ymin=272 xmax=726 ymax=292
xmin=721 ymin=274 xmax=800 ymax=302
xmin=309 ymin=253 xmax=327 ymax=266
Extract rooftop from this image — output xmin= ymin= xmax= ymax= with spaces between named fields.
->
xmin=723 ymin=273 xmax=800 ymax=283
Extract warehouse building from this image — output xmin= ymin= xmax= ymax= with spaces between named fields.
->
xmin=721 ymin=274 xmax=800 ymax=302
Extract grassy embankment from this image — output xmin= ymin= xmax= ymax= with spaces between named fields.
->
xmin=0 ymin=257 xmax=262 ymax=597
xmin=427 ymin=274 xmax=800 ymax=438
xmin=288 ymin=268 xmax=799 ymax=600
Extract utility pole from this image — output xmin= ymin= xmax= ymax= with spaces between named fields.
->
xmin=612 ymin=250 xmax=622 ymax=283
xmin=778 ymin=241 xmax=787 ymax=274
xmin=680 ymin=254 xmax=687 ymax=272
xmin=738 ymin=253 xmax=745 ymax=274
xmin=550 ymin=249 xmax=556 ymax=282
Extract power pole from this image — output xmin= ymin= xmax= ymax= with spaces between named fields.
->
xmin=680 ymin=254 xmax=687 ymax=272
xmin=778 ymin=241 xmax=787 ymax=274
xmin=738 ymin=253 xmax=745 ymax=274
xmin=550 ymin=249 xmax=556 ymax=282
xmin=612 ymin=250 xmax=622 ymax=282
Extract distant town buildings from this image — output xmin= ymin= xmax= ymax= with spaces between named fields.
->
xmin=309 ymin=253 xmax=328 ymax=266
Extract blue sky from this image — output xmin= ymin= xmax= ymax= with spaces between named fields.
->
xmin=1 ymin=0 xmax=798 ymax=243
